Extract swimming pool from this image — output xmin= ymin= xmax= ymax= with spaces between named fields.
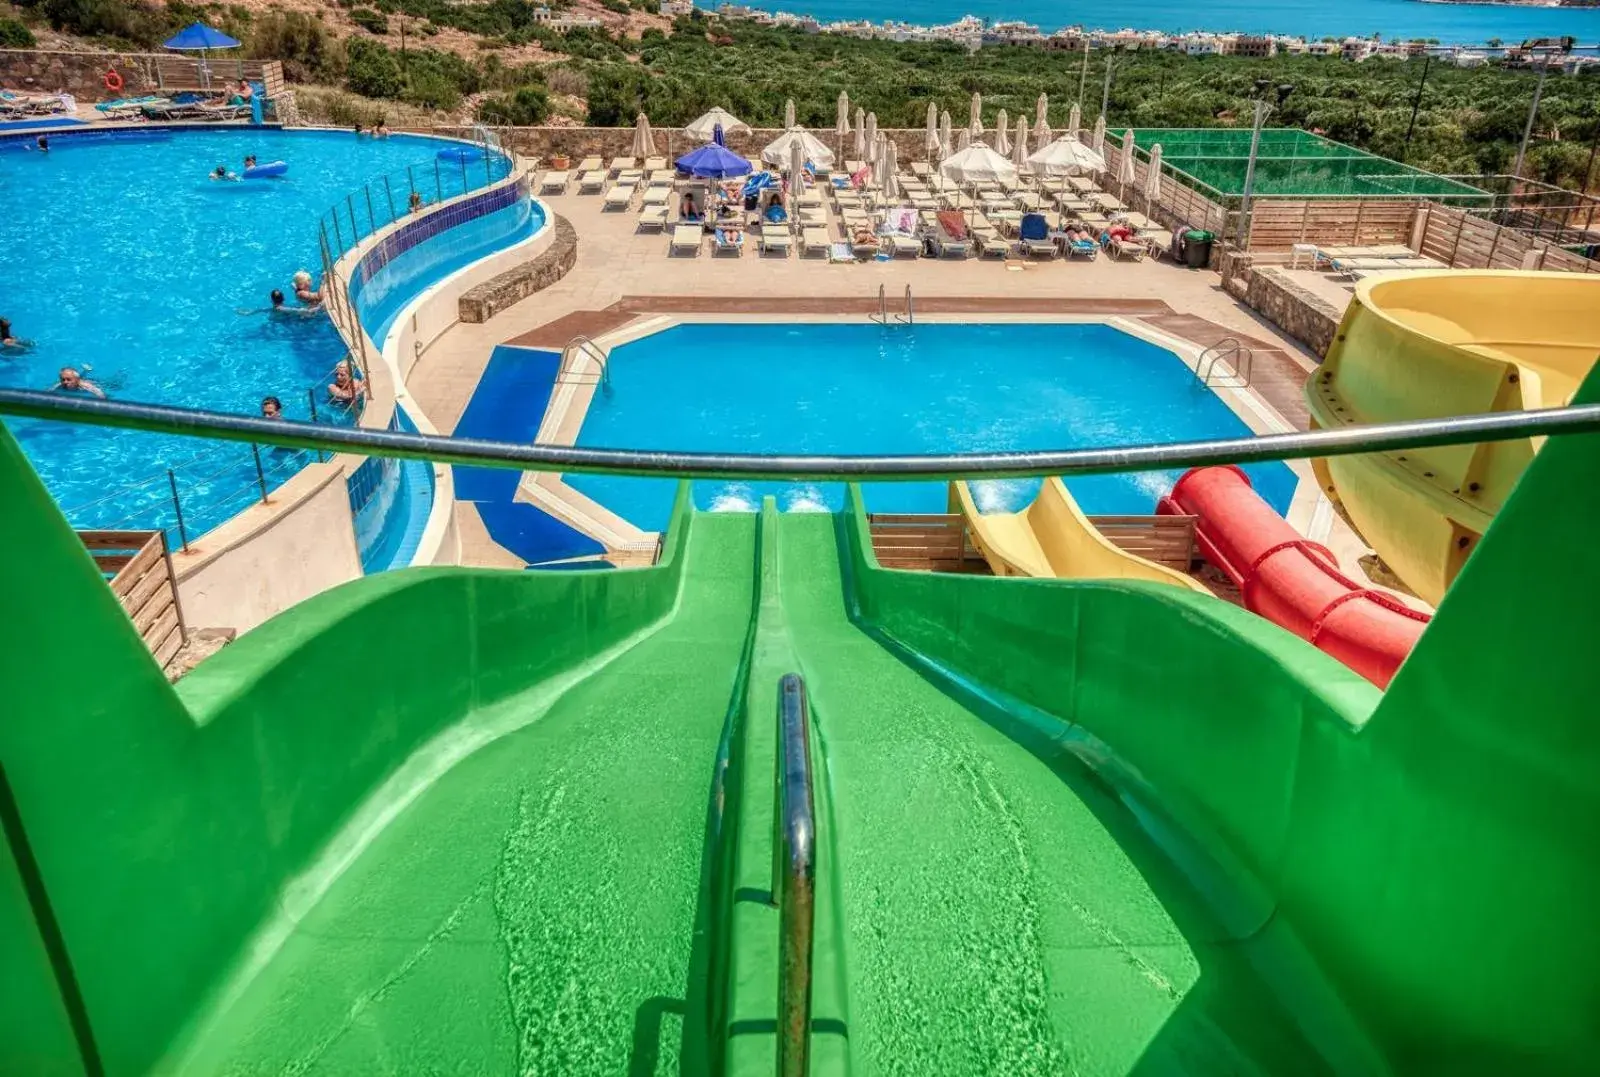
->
xmin=0 ymin=127 xmax=510 ymax=543
xmin=569 ymin=322 xmax=1298 ymax=529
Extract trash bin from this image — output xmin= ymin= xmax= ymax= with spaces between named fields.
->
xmin=1182 ymin=229 xmax=1214 ymax=269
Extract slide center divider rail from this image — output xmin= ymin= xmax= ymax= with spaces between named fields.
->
xmin=772 ymin=673 xmax=817 ymax=1077
xmin=3 ymin=391 xmax=1600 ymax=482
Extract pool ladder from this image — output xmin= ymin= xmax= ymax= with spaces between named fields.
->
xmin=1193 ymin=337 xmax=1253 ymax=389
xmin=872 ymin=284 xmax=914 ymax=325
xmin=558 ymin=335 xmax=612 ymax=396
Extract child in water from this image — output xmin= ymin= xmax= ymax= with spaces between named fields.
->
xmin=211 ymin=164 xmax=239 ymax=182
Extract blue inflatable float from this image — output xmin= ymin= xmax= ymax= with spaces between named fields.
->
xmin=242 ymin=160 xmax=287 ymax=179
xmin=435 ymin=146 xmax=485 ymax=164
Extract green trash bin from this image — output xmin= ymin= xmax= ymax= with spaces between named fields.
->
xmin=1182 ymin=230 xmax=1214 ymax=269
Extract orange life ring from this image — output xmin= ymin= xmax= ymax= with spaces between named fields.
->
xmin=102 ymin=68 xmax=124 ymax=93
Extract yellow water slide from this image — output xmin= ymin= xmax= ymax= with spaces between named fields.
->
xmin=1305 ymin=270 xmax=1600 ymax=606
xmin=950 ymin=480 xmax=1210 ymax=592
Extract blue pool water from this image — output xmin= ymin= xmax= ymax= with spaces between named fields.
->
xmin=0 ymin=128 xmax=509 ymax=542
xmin=570 ymin=322 xmax=1298 ymax=529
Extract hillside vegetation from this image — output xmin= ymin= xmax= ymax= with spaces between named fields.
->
xmin=6 ymin=1 xmax=1598 ymax=188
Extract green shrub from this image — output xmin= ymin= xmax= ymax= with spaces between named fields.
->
xmin=350 ymin=7 xmax=388 ymax=35
xmin=0 ymin=17 xmax=36 ymax=46
xmin=599 ymin=0 xmax=627 ymax=13
xmin=477 ymin=85 xmax=550 ymax=126
xmin=403 ymin=67 xmax=459 ymax=110
xmin=248 ymin=11 xmax=339 ymax=83
xmin=345 ymin=37 xmax=402 ymax=98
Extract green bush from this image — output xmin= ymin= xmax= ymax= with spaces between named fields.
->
xmin=599 ymin=0 xmax=627 ymax=12
xmin=350 ymin=7 xmax=388 ymax=35
xmin=248 ymin=11 xmax=339 ymax=83
xmin=20 ymin=0 xmax=171 ymax=47
xmin=477 ymin=84 xmax=550 ymax=125
xmin=0 ymin=16 xmax=36 ymax=46
xmin=403 ymin=67 xmax=459 ymax=110
xmin=345 ymin=37 xmax=402 ymax=98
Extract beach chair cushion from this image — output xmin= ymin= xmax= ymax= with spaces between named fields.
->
xmin=540 ymin=171 xmax=570 ymax=192
xmin=670 ymin=225 xmax=702 ymax=254
xmin=638 ymin=206 xmax=667 ymax=231
xmin=603 ymin=185 xmax=633 ymax=208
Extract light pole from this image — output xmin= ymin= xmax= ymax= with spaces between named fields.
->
xmin=1078 ymin=39 xmax=1090 ymax=108
xmin=1100 ymin=56 xmax=1115 ymax=120
xmin=1236 ymin=80 xmax=1293 ymax=248
xmin=1402 ymin=53 xmax=1432 ymax=160
xmin=1512 ymin=49 xmax=1553 ymax=180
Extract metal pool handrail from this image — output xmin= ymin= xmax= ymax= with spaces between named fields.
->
xmin=3 ymin=391 xmax=1599 ymax=484
xmin=772 ymin=673 xmax=816 ymax=1077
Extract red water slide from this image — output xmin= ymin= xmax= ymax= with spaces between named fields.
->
xmin=1157 ymin=466 xmax=1430 ymax=688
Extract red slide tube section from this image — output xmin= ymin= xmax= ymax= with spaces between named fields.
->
xmin=1158 ymin=466 xmax=1430 ymax=688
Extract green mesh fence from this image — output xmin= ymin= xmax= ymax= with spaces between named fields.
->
xmin=1113 ymin=127 xmax=1491 ymax=204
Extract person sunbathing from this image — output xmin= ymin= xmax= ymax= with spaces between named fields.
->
xmin=852 ymin=225 xmax=879 ymax=249
xmin=714 ymin=226 xmax=744 ymax=248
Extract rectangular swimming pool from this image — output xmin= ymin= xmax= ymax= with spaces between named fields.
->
xmin=568 ymin=322 xmax=1297 ymax=531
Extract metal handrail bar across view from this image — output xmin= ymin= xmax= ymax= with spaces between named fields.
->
xmin=772 ymin=673 xmax=816 ymax=1077
xmin=3 ymin=390 xmax=1599 ymax=483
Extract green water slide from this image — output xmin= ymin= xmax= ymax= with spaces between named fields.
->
xmin=5 ymin=365 xmax=1600 ymax=1075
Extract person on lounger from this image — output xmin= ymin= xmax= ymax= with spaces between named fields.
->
xmin=715 ymin=226 xmax=744 ymax=249
xmin=53 ymin=367 xmax=104 ymax=398
xmin=680 ymin=193 xmax=701 ymax=222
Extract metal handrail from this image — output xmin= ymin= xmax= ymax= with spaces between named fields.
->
xmin=3 ymin=390 xmax=1599 ymax=483
xmin=558 ymin=335 xmax=611 ymax=394
xmin=900 ymin=284 xmax=914 ymax=325
xmin=1194 ymin=338 xmax=1253 ymax=388
xmin=873 ymin=283 xmax=888 ymax=324
xmin=771 ymin=673 xmax=816 ymax=1077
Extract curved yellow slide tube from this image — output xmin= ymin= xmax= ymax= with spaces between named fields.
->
xmin=1305 ymin=270 xmax=1600 ymax=605
xmin=951 ymin=479 xmax=1210 ymax=593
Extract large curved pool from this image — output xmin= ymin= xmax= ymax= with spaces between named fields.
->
xmin=0 ymin=127 xmax=509 ymax=541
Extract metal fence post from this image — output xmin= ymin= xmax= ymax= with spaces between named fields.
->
xmin=330 ymin=210 xmax=343 ymax=254
xmin=435 ymin=157 xmax=443 ymax=201
xmin=365 ymin=185 xmax=378 ymax=233
xmin=346 ymin=196 xmax=360 ymax=243
xmin=459 ymin=153 xmax=468 ymax=196
xmin=383 ymin=174 xmax=397 ymax=220
xmin=167 ymin=469 xmax=189 ymax=552
xmin=251 ymin=443 xmax=268 ymax=503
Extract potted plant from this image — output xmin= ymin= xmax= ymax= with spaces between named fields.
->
xmin=550 ymin=151 xmax=571 ymax=170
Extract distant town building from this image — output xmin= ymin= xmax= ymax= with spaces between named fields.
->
xmin=1452 ymin=50 xmax=1489 ymax=68
xmin=1340 ymin=37 xmax=1375 ymax=62
xmin=532 ymin=6 xmax=603 ymax=29
xmin=661 ymin=0 xmax=695 ymax=15
xmin=1231 ymin=35 xmax=1276 ymax=58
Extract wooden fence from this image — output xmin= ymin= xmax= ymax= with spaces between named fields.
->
xmin=1418 ymin=203 xmax=1600 ymax=274
xmin=81 ymin=530 xmax=188 ymax=673
xmin=1083 ymin=515 xmax=1197 ymax=573
xmin=1246 ymin=199 xmax=1417 ymax=252
xmin=868 ymin=513 xmax=1198 ymax=574
xmin=1102 ymin=140 xmax=1228 ymax=235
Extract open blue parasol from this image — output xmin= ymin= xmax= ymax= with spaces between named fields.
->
xmin=675 ymin=124 xmax=752 ymax=180
xmin=164 ymin=23 xmax=242 ymax=91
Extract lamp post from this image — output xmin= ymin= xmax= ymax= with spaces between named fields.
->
xmin=1100 ymin=56 xmax=1115 ymax=120
xmin=1078 ymin=39 xmax=1090 ymax=108
xmin=1236 ymin=80 xmax=1293 ymax=249
xmin=1512 ymin=50 xmax=1552 ymax=180
xmin=1402 ymin=54 xmax=1432 ymax=160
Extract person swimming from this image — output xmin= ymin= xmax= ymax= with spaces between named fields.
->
xmin=292 ymin=270 xmax=322 ymax=307
xmin=327 ymin=360 xmax=362 ymax=407
xmin=34 ymin=135 xmax=48 ymax=153
xmin=374 ymin=120 xmax=390 ymax=138
xmin=261 ymin=395 xmax=283 ymax=419
xmin=53 ymin=367 xmax=105 ymax=398
xmin=409 ymin=190 xmax=424 ymax=213
xmin=211 ymin=164 xmax=239 ymax=182
xmin=0 ymin=317 xmax=31 ymax=353
xmin=244 ymin=155 xmax=258 ymax=169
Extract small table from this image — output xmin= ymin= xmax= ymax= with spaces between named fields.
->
xmin=1290 ymin=242 xmax=1319 ymax=269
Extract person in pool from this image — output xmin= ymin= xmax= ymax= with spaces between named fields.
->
xmin=0 ymin=318 xmax=21 ymax=348
xmin=244 ymin=155 xmax=258 ymax=170
xmin=53 ymin=367 xmax=105 ymax=398
xmin=35 ymin=135 xmax=47 ymax=153
xmin=409 ymin=189 xmax=425 ymax=213
xmin=211 ymin=164 xmax=239 ymax=182
xmin=292 ymin=271 xmax=322 ymax=307
xmin=327 ymin=361 xmax=363 ymax=407
xmin=374 ymin=120 xmax=390 ymax=138
xmin=261 ymin=395 xmax=283 ymax=419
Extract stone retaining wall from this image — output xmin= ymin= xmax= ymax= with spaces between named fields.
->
xmin=459 ymin=214 xmax=577 ymax=323
xmin=1242 ymin=265 xmax=1343 ymax=360
xmin=415 ymin=125 xmax=934 ymax=167
xmin=0 ymin=48 xmax=272 ymax=100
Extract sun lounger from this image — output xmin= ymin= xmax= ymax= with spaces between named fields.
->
xmin=1018 ymin=213 xmax=1058 ymax=259
xmin=802 ymin=226 xmax=831 ymax=257
xmin=1110 ymin=236 xmax=1147 ymax=261
xmin=608 ymin=156 xmax=637 ymax=174
xmin=975 ymin=232 xmax=1012 ymax=258
xmin=1143 ymin=229 xmax=1174 ymax=258
xmin=882 ymin=233 xmax=922 ymax=259
xmin=644 ymin=156 xmax=667 ymax=172
xmin=670 ymin=224 xmax=702 ymax=256
xmin=711 ymin=227 xmax=745 ymax=256
xmin=932 ymin=210 xmax=971 ymax=258
xmin=615 ymin=169 xmax=644 ymax=186
xmin=577 ymin=156 xmax=603 ymax=173
xmin=603 ymin=184 xmax=634 ymax=210
xmin=577 ymin=171 xmax=607 ymax=193
xmin=540 ymin=170 xmax=570 ymax=194
xmin=641 ymin=186 xmax=670 ymax=207
xmin=1393 ymin=257 xmax=1444 ymax=269
xmin=759 ymin=224 xmax=793 ymax=256
xmin=1067 ymin=238 xmax=1099 ymax=260
xmin=849 ymin=229 xmax=881 ymax=258
xmin=797 ymin=191 xmax=823 ymax=208
xmin=637 ymin=205 xmax=668 ymax=232
xmin=910 ymin=161 xmax=932 ymax=178
xmin=845 ymin=159 xmax=865 ymax=175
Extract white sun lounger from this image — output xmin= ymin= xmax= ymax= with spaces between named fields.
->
xmin=975 ymin=232 xmax=1013 ymax=258
xmin=539 ymin=171 xmax=570 ymax=194
xmin=603 ymin=185 xmax=634 ymax=210
xmin=760 ymin=225 xmax=793 ymax=256
xmin=801 ymin=226 xmax=831 ymax=257
xmin=637 ymin=205 xmax=668 ymax=232
xmin=644 ymin=156 xmax=668 ymax=172
xmin=608 ymin=156 xmax=637 ymax=174
xmin=577 ymin=156 xmax=603 ymax=173
xmin=577 ymin=171 xmax=607 ymax=194
xmin=883 ymin=233 xmax=922 ymax=258
xmin=670 ymin=224 xmax=702 ymax=256
xmin=641 ymin=186 xmax=670 ymax=207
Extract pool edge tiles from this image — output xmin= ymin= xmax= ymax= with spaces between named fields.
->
xmin=498 ymin=317 xmax=1302 ymax=547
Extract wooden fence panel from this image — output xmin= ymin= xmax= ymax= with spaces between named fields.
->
xmin=1421 ymin=203 xmax=1600 ymax=273
xmin=82 ymin=530 xmax=188 ymax=672
xmin=1248 ymin=199 xmax=1416 ymax=251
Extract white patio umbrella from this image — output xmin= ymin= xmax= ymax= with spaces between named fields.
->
xmin=1091 ymin=115 xmax=1106 ymax=155
xmin=835 ymin=91 xmax=851 ymax=156
xmin=1012 ymin=115 xmax=1030 ymax=169
xmin=969 ymin=92 xmax=983 ymax=135
xmin=1034 ymin=93 xmax=1051 ymax=145
xmin=1119 ymin=128 xmax=1137 ymax=186
xmin=994 ymin=108 xmax=1010 ymax=156
xmin=939 ymin=110 xmax=952 ymax=158
xmin=864 ymin=112 xmax=877 ymax=157
xmin=925 ymin=102 xmax=940 ymax=160
xmin=789 ymin=140 xmax=806 ymax=230
xmin=685 ymin=107 xmax=750 ymax=142
xmin=881 ymin=135 xmax=899 ymax=202
xmin=1068 ymin=103 xmax=1081 ymax=139
xmin=1145 ymin=143 xmax=1164 ymax=202
xmin=853 ymin=106 xmax=866 ymax=159
xmin=958 ymin=128 xmax=973 ymax=151
xmin=1026 ymin=135 xmax=1106 ymax=176
xmin=630 ymin=112 xmax=657 ymax=158
xmin=763 ymin=126 xmax=835 ymax=168
xmin=940 ymin=141 xmax=1018 ymax=187
xmin=784 ymin=98 xmax=796 ymax=129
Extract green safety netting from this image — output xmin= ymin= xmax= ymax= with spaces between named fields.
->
xmin=1114 ymin=127 xmax=1491 ymax=204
